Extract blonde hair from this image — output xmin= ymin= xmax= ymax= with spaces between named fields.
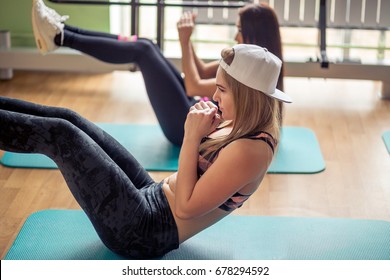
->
xmin=199 ymin=47 xmax=281 ymax=157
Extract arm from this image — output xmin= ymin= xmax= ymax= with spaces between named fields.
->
xmin=176 ymin=137 xmax=272 ymax=219
xmin=175 ymin=105 xmax=273 ymax=219
xmin=177 ymin=12 xmax=217 ymax=98
xmin=175 ymin=101 xmax=220 ymax=218
xmin=191 ymin=44 xmax=219 ymax=79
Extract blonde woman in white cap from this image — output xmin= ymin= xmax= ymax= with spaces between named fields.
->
xmin=0 ymin=44 xmax=291 ymax=259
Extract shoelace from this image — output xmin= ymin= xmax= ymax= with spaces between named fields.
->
xmin=36 ymin=0 xmax=69 ymax=23
xmin=42 ymin=10 xmax=65 ymax=46
xmin=45 ymin=7 xmax=69 ymax=23
xmin=38 ymin=3 xmax=67 ymax=46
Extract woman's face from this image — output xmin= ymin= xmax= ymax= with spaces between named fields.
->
xmin=213 ymin=68 xmax=236 ymax=121
xmin=234 ymin=17 xmax=243 ymax=44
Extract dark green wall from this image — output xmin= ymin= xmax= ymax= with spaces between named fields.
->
xmin=0 ymin=0 xmax=110 ymax=47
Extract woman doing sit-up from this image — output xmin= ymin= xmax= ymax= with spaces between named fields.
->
xmin=0 ymin=44 xmax=291 ymax=259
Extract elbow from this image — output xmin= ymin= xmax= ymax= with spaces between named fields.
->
xmin=175 ymin=207 xmax=195 ymax=220
xmin=183 ymin=79 xmax=202 ymax=97
xmin=185 ymin=89 xmax=199 ymax=97
xmin=184 ymin=83 xmax=200 ymax=97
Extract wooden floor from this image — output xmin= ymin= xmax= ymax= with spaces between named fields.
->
xmin=1 ymin=70 xmax=390 ymax=259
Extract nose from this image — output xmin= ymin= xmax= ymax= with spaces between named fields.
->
xmin=212 ymin=89 xmax=219 ymax=103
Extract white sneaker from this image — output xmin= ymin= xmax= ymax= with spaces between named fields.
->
xmin=44 ymin=2 xmax=69 ymax=23
xmin=32 ymin=0 xmax=64 ymax=55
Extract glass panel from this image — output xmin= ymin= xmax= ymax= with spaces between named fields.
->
xmin=139 ymin=6 xmax=157 ymax=39
xmin=110 ymin=3 xmax=131 ymax=36
xmin=106 ymin=0 xmax=389 ymax=62
xmin=281 ymin=27 xmax=318 ymax=61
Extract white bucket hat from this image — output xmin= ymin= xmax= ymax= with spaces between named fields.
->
xmin=219 ymin=44 xmax=292 ymax=103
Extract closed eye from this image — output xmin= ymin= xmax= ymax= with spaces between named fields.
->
xmin=216 ymin=84 xmax=226 ymax=93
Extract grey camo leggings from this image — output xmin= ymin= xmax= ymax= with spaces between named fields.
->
xmin=0 ymin=97 xmax=179 ymax=259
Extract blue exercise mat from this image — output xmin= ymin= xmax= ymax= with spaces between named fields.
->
xmin=0 ymin=125 xmax=325 ymax=173
xmin=268 ymin=126 xmax=325 ymax=173
xmin=5 ymin=210 xmax=390 ymax=260
xmin=383 ymin=131 xmax=390 ymax=154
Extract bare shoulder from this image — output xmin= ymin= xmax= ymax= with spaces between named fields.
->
xmin=226 ymin=137 xmax=274 ymax=160
xmin=216 ymin=138 xmax=274 ymax=177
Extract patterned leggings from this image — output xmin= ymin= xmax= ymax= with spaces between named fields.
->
xmin=0 ymin=97 xmax=179 ymax=259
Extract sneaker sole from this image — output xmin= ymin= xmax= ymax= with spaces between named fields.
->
xmin=32 ymin=4 xmax=49 ymax=55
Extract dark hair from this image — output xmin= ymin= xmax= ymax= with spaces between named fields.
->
xmin=239 ymin=3 xmax=284 ymax=91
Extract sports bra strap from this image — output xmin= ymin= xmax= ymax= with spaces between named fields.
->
xmin=247 ymin=134 xmax=276 ymax=154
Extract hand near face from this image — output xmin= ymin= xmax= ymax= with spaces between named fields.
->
xmin=184 ymin=101 xmax=221 ymax=141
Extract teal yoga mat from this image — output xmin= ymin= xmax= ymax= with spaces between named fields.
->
xmin=5 ymin=210 xmax=390 ymax=260
xmin=268 ymin=126 xmax=325 ymax=173
xmin=383 ymin=131 xmax=390 ymax=154
xmin=0 ymin=125 xmax=325 ymax=173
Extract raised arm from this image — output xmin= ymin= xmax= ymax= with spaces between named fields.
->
xmin=177 ymin=12 xmax=218 ymax=98
xmin=191 ymin=44 xmax=220 ymax=79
